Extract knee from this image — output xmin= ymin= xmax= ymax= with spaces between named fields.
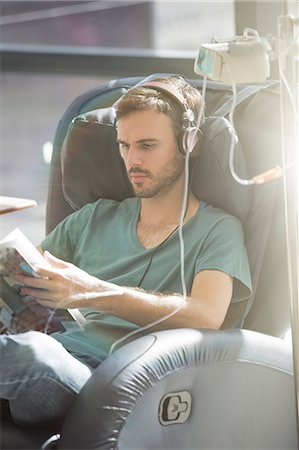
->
xmin=1 ymin=331 xmax=91 ymax=385
xmin=23 ymin=331 xmax=69 ymax=370
xmin=2 ymin=331 xmax=65 ymax=373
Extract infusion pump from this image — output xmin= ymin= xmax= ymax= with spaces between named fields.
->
xmin=194 ymin=28 xmax=271 ymax=84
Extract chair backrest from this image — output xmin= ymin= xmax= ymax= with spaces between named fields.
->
xmin=46 ymin=75 xmax=290 ymax=337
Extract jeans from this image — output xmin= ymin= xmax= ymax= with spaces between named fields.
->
xmin=0 ymin=331 xmax=92 ymax=425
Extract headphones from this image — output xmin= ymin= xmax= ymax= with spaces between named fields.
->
xmin=136 ymin=80 xmax=203 ymax=157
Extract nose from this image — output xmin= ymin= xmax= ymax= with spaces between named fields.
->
xmin=125 ymin=145 xmax=143 ymax=168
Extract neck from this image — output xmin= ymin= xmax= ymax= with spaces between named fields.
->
xmin=139 ymin=179 xmax=199 ymax=226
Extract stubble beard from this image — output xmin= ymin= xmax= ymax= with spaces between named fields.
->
xmin=130 ymin=153 xmax=185 ymax=198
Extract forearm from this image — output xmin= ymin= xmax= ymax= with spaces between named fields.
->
xmin=18 ymin=274 xmax=215 ymax=330
xmin=16 ymin=253 xmax=228 ymax=330
xmin=81 ymin=283 xmax=219 ymax=330
xmin=84 ymin=285 xmax=187 ymax=328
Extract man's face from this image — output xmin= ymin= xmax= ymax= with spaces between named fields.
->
xmin=117 ymin=109 xmax=184 ymax=198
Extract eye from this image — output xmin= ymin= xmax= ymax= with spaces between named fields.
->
xmin=119 ymin=143 xmax=129 ymax=152
xmin=140 ymin=142 xmax=155 ymax=150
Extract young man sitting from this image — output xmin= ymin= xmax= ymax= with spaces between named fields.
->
xmin=0 ymin=75 xmax=252 ymax=425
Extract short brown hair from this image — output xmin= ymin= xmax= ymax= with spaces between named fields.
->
xmin=115 ymin=76 xmax=205 ymax=143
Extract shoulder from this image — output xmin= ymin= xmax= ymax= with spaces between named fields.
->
xmin=53 ymin=197 xmax=138 ymax=228
xmin=196 ymin=204 xmax=243 ymax=235
xmin=189 ymin=205 xmax=246 ymax=254
xmin=70 ymin=197 xmax=139 ymax=227
xmin=90 ymin=197 xmax=138 ymax=216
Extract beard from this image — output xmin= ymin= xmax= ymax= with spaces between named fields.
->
xmin=128 ymin=152 xmax=184 ymax=198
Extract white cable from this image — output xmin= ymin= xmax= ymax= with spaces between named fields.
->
xmin=108 ymin=154 xmax=189 ymax=355
xmin=280 ymin=68 xmax=299 ymax=120
xmin=226 ymin=69 xmax=254 ymax=186
xmin=109 ymin=81 xmax=207 ymax=355
xmin=43 ymin=288 xmax=123 ymax=334
xmin=178 ymin=147 xmax=190 ymax=300
xmin=200 ymin=77 xmax=208 ymax=123
xmin=43 ymin=298 xmax=83 ymax=334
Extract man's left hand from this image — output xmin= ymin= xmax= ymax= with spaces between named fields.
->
xmin=14 ymin=251 xmax=110 ymax=309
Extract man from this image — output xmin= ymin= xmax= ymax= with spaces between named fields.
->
xmin=0 ymin=76 xmax=252 ymax=425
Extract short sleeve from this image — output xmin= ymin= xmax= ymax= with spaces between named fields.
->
xmin=195 ymin=216 xmax=252 ymax=303
xmin=41 ymin=202 xmax=95 ymax=263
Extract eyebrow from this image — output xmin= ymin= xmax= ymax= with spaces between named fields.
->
xmin=116 ymin=138 xmax=160 ymax=144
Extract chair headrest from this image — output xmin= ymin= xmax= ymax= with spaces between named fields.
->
xmin=192 ymin=116 xmax=250 ymax=221
xmin=62 ymin=108 xmax=251 ymax=221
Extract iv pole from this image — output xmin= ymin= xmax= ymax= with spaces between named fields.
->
xmin=194 ymin=0 xmax=298 ymax=436
xmin=277 ymin=3 xmax=299 ymax=436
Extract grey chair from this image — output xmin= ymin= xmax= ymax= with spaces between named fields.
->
xmin=1 ymin=76 xmax=297 ymax=449
xmin=59 ymin=328 xmax=296 ymax=449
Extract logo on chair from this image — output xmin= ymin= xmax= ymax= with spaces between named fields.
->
xmin=159 ymin=391 xmax=192 ymax=425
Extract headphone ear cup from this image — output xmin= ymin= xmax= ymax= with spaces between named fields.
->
xmin=181 ymin=127 xmax=203 ymax=157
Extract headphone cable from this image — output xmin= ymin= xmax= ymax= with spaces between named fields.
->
xmin=109 ymin=149 xmax=192 ymax=355
xmin=108 ymin=80 xmax=207 ymax=355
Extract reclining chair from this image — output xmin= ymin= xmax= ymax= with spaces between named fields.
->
xmin=1 ymin=75 xmax=297 ymax=449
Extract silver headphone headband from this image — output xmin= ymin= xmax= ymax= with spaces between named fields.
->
xmin=137 ymin=81 xmax=187 ymax=108
xmin=138 ymin=80 xmax=196 ymax=127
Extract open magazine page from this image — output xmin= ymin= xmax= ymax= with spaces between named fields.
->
xmin=0 ymin=228 xmax=86 ymax=334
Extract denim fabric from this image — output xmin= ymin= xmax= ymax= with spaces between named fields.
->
xmin=0 ymin=331 xmax=92 ymax=424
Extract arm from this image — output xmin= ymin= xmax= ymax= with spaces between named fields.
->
xmin=15 ymin=252 xmax=232 ymax=330
xmin=98 ymin=269 xmax=232 ymax=330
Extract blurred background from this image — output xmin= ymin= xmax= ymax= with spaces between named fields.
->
xmin=0 ymin=0 xmax=296 ymax=243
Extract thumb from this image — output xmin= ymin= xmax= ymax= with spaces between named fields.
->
xmin=43 ymin=251 xmax=70 ymax=268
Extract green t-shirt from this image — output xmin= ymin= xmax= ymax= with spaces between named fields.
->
xmin=41 ymin=198 xmax=252 ymax=368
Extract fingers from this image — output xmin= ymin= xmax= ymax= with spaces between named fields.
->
xmin=29 ymin=252 xmax=72 ymax=279
xmin=12 ymin=254 xmax=77 ymax=309
xmin=14 ymin=272 xmax=63 ymax=303
xmin=20 ymin=285 xmax=68 ymax=309
xmin=14 ymin=272 xmax=52 ymax=289
xmin=31 ymin=265 xmax=58 ymax=279
xmin=20 ymin=286 xmax=53 ymax=301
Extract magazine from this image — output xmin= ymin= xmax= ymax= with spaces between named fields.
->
xmin=0 ymin=228 xmax=86 ymax=334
